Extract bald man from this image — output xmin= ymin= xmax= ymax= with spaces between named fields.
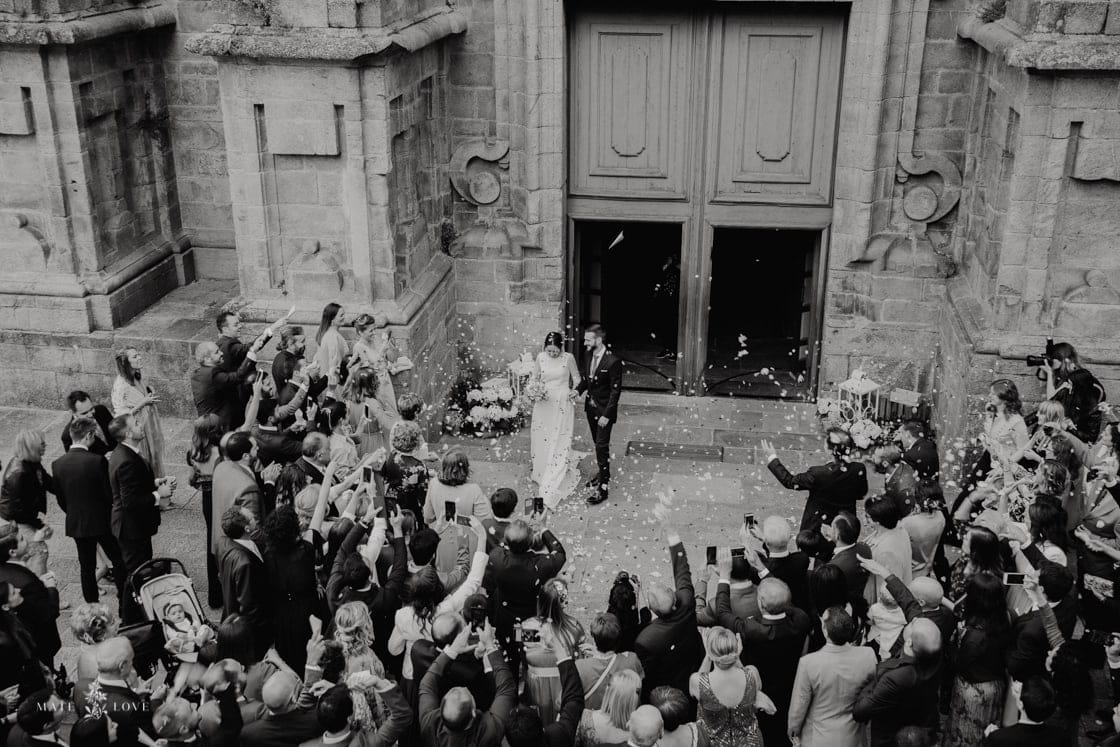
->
xmin=627 ymin=705 xmax=664 ymax=747
xmin=240 ymin=670 xmax=320 ymax=747
xmin=860 ymin=557 xmax=954 ymax=658
xmin=410 ymin=613 xmax=496 ymax=711
xmin=756 ymin=515 xmax=811 ymax=612
xmin=853 ymin=618 xmax=943 ymax=747
xmin=74 ymin=637 xmax=157 ymax=740
xmin=191 ymin=333 xmax=267 ymax=430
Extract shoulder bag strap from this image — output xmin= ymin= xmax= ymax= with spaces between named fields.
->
xmin=585 ymin=654 xmax=618 ymax=700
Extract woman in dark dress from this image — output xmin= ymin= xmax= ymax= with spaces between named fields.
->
xmin=262 ymin=506 xmax=322 ymax=673
xmin=378 ymin=421 xmax=430 ymax=527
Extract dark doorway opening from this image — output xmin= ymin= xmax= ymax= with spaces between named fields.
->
xmin=575 ymin=221 xmax=682 ymax=391
xmin=704 ymin=228 xmax=817 ymax=399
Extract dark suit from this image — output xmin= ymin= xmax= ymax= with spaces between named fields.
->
xmin=852 ymin=654 xmax=941 ymax=747
xmin=481 ymin=517 xmax=511 ymax=553
xmin=575 ymin=348 xmax=623 ymax=488
xmin=0 ymin=562 xmax=60 ymax=664
xmin=251 ymin=424 xmax=303 ymax=466
xmin=74 ymin=678 xmax=154 ymax=739
xmin=296 ymin=684 xmax=411 ymax=747
xmin=1006 ymin=609 xmax=1048 ymax=683
xmin=634 ymin=541 xmax=704 ymax=707
xmin=767 ymin=457 xmax=868 ymax=532
xmin=885 ymin=574 xmax=954 ymax=659
xmin=240 ymin=705 xmax=320 ymax=747
xmin=218 ymin=539 xmax=272 ymax=656
xmin=885 ymin=461 xmax=919 ymax=517
xmin=192 ymin=354 xmax=256 ymax=430
xmin=418 ymin=651 xmax=517 ymax=747
xmin=61 ymin=404 xmax=117 ymax=456
xmin=51 ymin=445 xmax=125 ymax=605
xmin=272 ymin=349 xmax=300 ymax=392
xmin=827 ymin=543 xmax=873 ymax=609
xmin=981 ymin=721 xmax=1067 ymax=747
xmin=108 ymin=444 xmax=161 ymax=574
xmin=761 ymin=551 xmax=811 ymax=614
xmin=410 ymin=639 xmax=495 ymax=711
xmin=903 ymin=438 xmax=940 ymax=483
xmin=715 ymin=582 xmax=811 ymax=747
xmin=217 ymin=334 xmax=253 ymax=428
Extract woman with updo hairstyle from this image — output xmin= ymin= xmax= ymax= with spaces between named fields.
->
xmin=522 ymin=579 xmax=588 ymax=724
xmin=421 ymin=450 xmax=492 ymax=548
xmin=575 ymin=669 xmax=642 ymax=746
xmin=530 ymin=330 xmax=582 ymax=508
xmin=333 ymin=602 xmax=385 ymax=677
xmin=70 ymin=603 xmax=120 ymax=679
xmin=689 ymin=626 xmax=765 ymax=746
xmin=378 ymin=420 xmax=429 ymax=523
xmin=348 ymin=313 xmax=402 ymax=418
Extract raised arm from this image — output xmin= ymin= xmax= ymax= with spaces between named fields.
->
xmin=357 ymin=680 xmax=412 ymax=747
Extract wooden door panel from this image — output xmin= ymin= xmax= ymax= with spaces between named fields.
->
xmin=570 ymin=13 xmax=692 ymax=199
xmin=711 ymin=14 xmax=843 ymax=205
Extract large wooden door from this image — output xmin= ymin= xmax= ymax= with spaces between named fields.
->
xmin=567 ymin=4 xmax=845 ymax=393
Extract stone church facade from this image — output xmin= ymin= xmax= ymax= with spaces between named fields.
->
xmin=2 ymin=0 xmax=1120 ymax=439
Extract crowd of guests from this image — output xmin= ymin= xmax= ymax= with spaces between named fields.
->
xmin=0 ymin=318 xmax=1117 ymax=747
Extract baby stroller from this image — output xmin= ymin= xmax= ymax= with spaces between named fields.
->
xmin=123 ymin=558 xmax=215 ymax=677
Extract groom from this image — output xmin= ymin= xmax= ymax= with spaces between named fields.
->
xmin=571 ymin=324 xmax=623 ymax=505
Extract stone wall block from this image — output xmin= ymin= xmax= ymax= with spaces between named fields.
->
xmin=1063 ymin=1 xmax=1109 ymax=32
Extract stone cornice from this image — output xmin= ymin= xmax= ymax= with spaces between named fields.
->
xmin=184 ymin=8 xmax=468 ymax=62
xmin=959 ymin=16 xmax=1120 ymax=71
xmin=0 ymin=4 xmax=174 ymax=46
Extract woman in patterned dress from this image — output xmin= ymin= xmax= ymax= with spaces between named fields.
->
xmin=689 ymin=627 xmax=766 ymax=747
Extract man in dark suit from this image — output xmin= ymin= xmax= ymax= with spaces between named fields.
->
xmin=52 ymin=417 xmax=125 ymax=606
xmin=272 ymin=325 xmax=307 ymax=392
xmin=981 ymin=676 xmax=1066 ymax=747
xmin=0 ymin=523 xmax=60 ymax=665
xmin=873 ymin=444 xmax=920 ymax=517
xmin=762 ymin=428 xmax=869 ymax=532
xmin=74 ymin=637 xmax=157 ymax=740
xmin=853 ymin=618 xmax=942 ymax=747
xmin=289 ymin=433 xmax=330 ymax=488
xmin=60 ymin=390 xmax=117 ymax=456
xmin=240 ymin=670 xmax=320 ymax=747
xmin=107 ymin=414 xmax=170 ymax=576
xmin=217 ymin=506 xmax=272 ymax=656
xmin=191 ymin=335 xmax=265 ymax=430
xmin=297 ymin=680 xmax=411 ymax=747
xmin=860 ymin=557 xmax=954 ymax=658
xmin=483 ymin=519 xmax=566 ymax=672
xmin=572 ymin=324 xmax=623 ymax=505
xmin=898 ymin=421 xmax=940 ymax=484
xmin=755 ymin=515 xmax=811 ymax=612
xmin=410 ymin=613 xmax=495 ymax=711
xmin=482 ymin=487 xmax=518 ymax=552
xmin=634 ymin=506 xmax=704 ymax=707
xmin=8 ymin=690 xmax=68 ymax=747
xmin=824 ymin=512 xmax=872 ymax=609
xmin=1006 ymin=563 xmax=1074 ymax=684
xmin=715 ymin=574 xmax=810 ymax=747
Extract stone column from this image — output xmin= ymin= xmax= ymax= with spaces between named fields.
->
xmin=0 ymin=1 xmax=190 ymax=332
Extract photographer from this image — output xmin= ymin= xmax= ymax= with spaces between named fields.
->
xmin=1039 ymin=341 xmax=1106 ymax=443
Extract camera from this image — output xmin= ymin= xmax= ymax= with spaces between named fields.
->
xmin=1026 ymin=338 xmax=1055 ymax=370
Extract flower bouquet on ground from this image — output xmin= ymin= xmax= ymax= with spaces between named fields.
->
xmin=445 ymin=376 xmax=524 ymax=436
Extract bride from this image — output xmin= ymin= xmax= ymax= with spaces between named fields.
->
xmin=531 ymin=332 xmax=582 ymax=508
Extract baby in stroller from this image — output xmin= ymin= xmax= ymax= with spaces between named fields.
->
xmin=161 ymin=602 xmax=214 ymax=660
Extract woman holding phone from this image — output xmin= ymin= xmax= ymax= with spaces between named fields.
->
xmin=421 ymin=451 xmax=492 ymax=542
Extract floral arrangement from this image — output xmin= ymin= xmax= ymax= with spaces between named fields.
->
xmin=445 ymin=377 xmax=524 ymax=436
xmin=846 ymin=418 xmax=884 ymax=450
xmin=815 ymin=397 xmax=888 ymax=451
xmin=523 ymin=379 xmax=548 ymax=404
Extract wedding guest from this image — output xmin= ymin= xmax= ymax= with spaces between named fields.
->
xmin=313 ymin=303 xmax=349 ymax=392
xmin=862 ymin=495 xmax=912 ymax=603
xmin=107 ymin=414 xmax=170 ymax=578
xmin=649 ymin=687 xmax=709 ymax=747
xmin=980 ymin=676 xmax=1066 ymax=746
xmin=762 ymin=428 xmax=868 ymax=532
xmin=186 ymin=415 xmax=223 ymax=609
xmin=852 ymin=618 xmax=943 ymax=747
xmin=756 ymin=515 xmax=810 ymax=612
xmin=410 ymin=613 xmax=495 ymax=711
xmin=422 ymin=450 xmax=492 ymax=538
xmin=788 ymin=606 xmax=876 ymax=747
xmin=210 ymin=432 xmax=262 ymax=564
xmin=575 ymin=668 xmax=641 ymax=746
xmin=874 ymin=442 xmax=919 ymax=518
xmin=901 ymin=490 xmax=946 ymax=578
xmin=191 ymin=335 xmax=265 ymax=430
xmin=0 ymin=430 xmax=53 ymax=576
xmin=1006 ymin=563 xmax=1073 ymax=684
xmin=348 ymin=313 xmax=401 ymax=418
xmin=688 ymin=627 xmax=766 ymax=745
xmin=52 ymin=418 xmax=125 ymax=607
xmin=316 ymin=402 xmax=358 ymax=473
xmin=74 ymin=637 xmax=156 ymax=740
xmin=898 ymin=421 xmax=942 ymax=494
xmin=261 ymin=506 xmax=321 ymax=672
xmin=860 ymin=558 xmax=953 ymax=658
xmin=299 ymin=679 xmax=411 ymax=747
xmin=272 ymin=325 xmax=307 ymax=391
xmin=521 ymin=579 xmax=587 ymax=724
xmin=576 ymin=612 xmax=644 ymax=710
xmin=634 ymin=506 xmax=703 ymax=704
xmin=824 ymin=512 xmax=871 ymax=609
xmin=0 ymin=581 xmax=49 ymax=698
xmin=378 ymin=421 xmax=429 ymax=522
xmin=625 ymin=706 xmax=663 ymax=747
xmin=217 ymin=507 xmax=271 ymax=657
xmin=607 ymin=570 xmax=651 ymax=655
xmin=111 ymin=347 xmax=166 ymax=477
xmin=8 ymin=688 xmax=67 ymax=747
xmin=216 ymin=310 xmax=251 ymax=376
xmin=342 ymin=367 xmax=396 ymax=457
xmin=61 ymin=391 xmax=116 ymax=456
xmin=481 ymin=487 xmax=517 ymax=552
xmin=69 ymin=603 xmax=119 ymax=681
xmin=290 ymin=433 xmax=330 ymax=489
xmin=239 ymin=670 xmax=320 ymax=747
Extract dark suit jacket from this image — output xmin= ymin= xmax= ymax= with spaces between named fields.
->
xmin=217 ymin=334 xmax=251 ymax=373
xmin=903 ymin=438 xmax=941 ymax=482
xmin=74 ymin=678 xmax=154 ymax=739
xmin=981 ymin=721 xmax=1067 ymax=747
xmin=483 ymin=530 xmax=566 ymax=628
xmin=218 ymin=540 xmax=272 ymax=638
xmin=61 ymin=404 xmax=117 ymax=456
xmin=1006 ymin=609 xmax=1048 ymax=682
xmin=481 ymin=517 xmax=511 ymax=553
xmin=885 ymin=462 xmax=919 ymax=517
xmin=240 ymin=705 xmax=321 ymax=747
xmin=885 ymin=574 xmax=955 ymax=659
xmin=251 ymin=425 xmax=304 ymax=466
xmin=272 ymin=349 xmax=300 ymax=391
xmin=410 ymin=639 xmax=496 ymax=711
xmin=0 ymin=563 xmax=59 ymax=662
xmin=827 ymin=543 xmax=873 ymax=607
xmin=5 ymin=727 xmax=69 ymax=747
xmin=761 ymin=551 xmax=811 ymax=613
xmin=296 ymin=685 xmax=411 ymax=747
xmin=542 ymin=658 xmax=584 ymax=747
xmin=108 ymin=445 xmax=161 ymax=541
xmin=852 ymin=654 xmax=941 ymax=747
xmin=192 ymin=355 xmax=256 ymax=429
xmin=52 ymin=446 xmax=113 ymax=538
xmin=419 ymin=651 xmax=517 ymax=747
xmin=576 ymin=349 xmax=623 ymax=422
xmin=634 ymin=541 xmax=704 ymax=702
xmin=768 ymin=457 xmax=868 ymax=531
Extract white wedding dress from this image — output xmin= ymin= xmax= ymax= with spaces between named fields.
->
xmin=531 ymin=352 xmax=580 ymax=507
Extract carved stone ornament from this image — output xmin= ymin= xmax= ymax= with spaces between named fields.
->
xmin=449 ymin=138 xmax=509 ymax=206
xmin=285 ymin=239 xmax=347 ymax=296
xmin=1070 ymin=128 xmax=1120 ymax=183
xmin=449 ymin=218 xmax=530 ymax=259
xmin=1062 ymin=269 xmax=1120 ymax=306
xmin=1 ymin=213 xmax=52 ymax=271
xmin=850 ymin=152 xmax=962 ymax=272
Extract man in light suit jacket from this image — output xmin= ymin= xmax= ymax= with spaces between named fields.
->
xmin=107 ymin=415 xmax=171 ymax=576
xmin=853 ymin=618 xmax=943 ymax=747
xmin=53 ymin=417 xmax=125 ymax=607
xmin=634 ymin=507 xmax=704 ymax=712
xmin=788 ymin=606 xmax=876 ymax=747
xmin=210 ymin=432 xmax=262 ymax=555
